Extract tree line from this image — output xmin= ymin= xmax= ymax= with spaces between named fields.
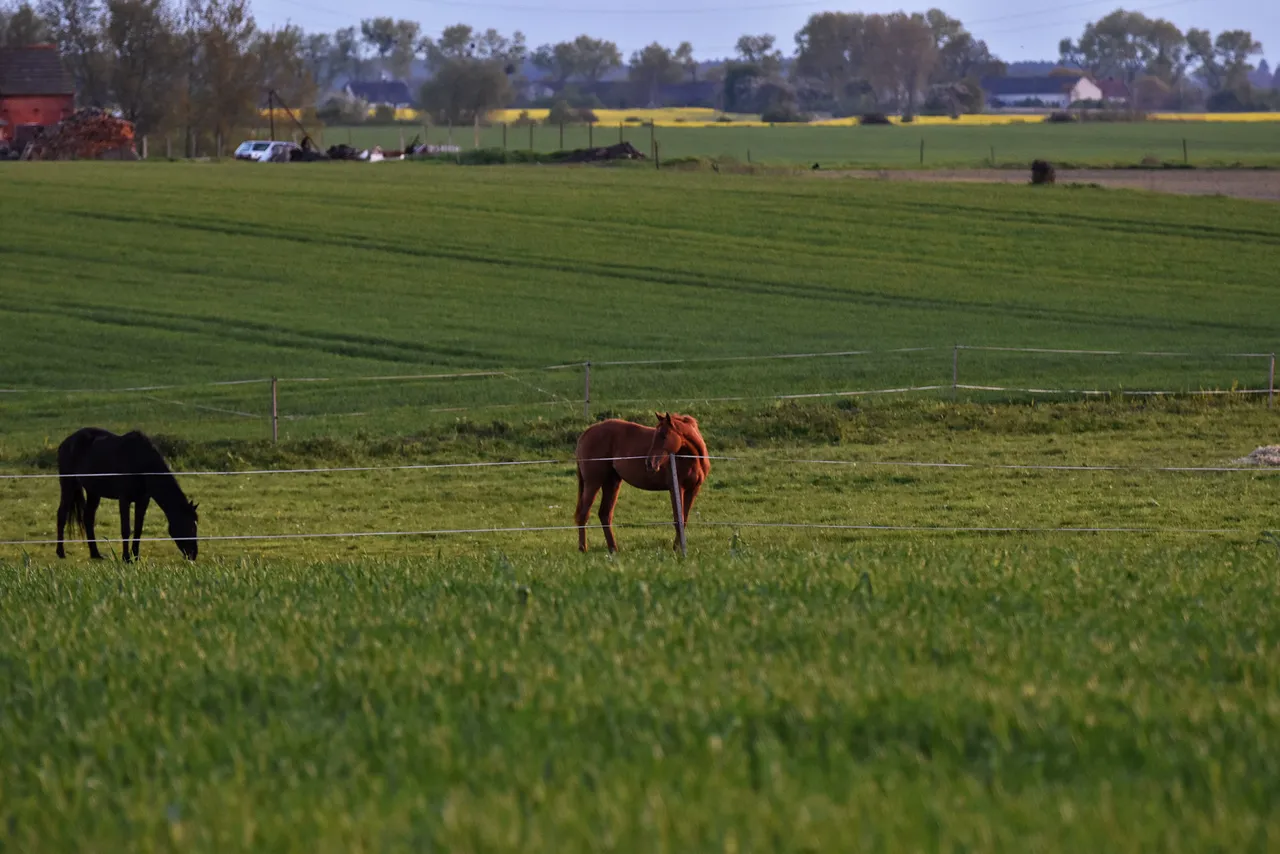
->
xmin=0 ymin=0 xmax=1273 ymax=137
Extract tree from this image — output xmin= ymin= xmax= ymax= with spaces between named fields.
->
xmin=532 ymin=39 xmax=576 ymax=86
xmin=628 ymin=41 xmax=680 ymax=105
xmin=300 ymin=31 xmax=333 ymax=90
xmin=180 ymin=0 xmax=259 ymax=146
xmin=674 ymin=40 xmax=696 ymax=82
xmin=254 ymin=23 xmax=314 ymax=111
xmin=734 ymin=33 xmax=781 ymax=74
xmin=104 ymin=0 xmax=181 ymax=133
xmin=359 ymin=17 xmax=394 ymax=66
xmin=926 ymin=8 xmax=1001 ymax=83
xmin=2 ymin=2 xmax=52 ymax=45
xmin=866 ymin=12 xmax=936 ymax=116
xmin=1188 ymin=27 xmax=1263 ymax=92
xmin=329 ymin=25 xmax=361 ymax=81
xmin=418 ymin=24 xmax=523 ymax=123
xmin=570 ymin=34 xmax=620 ymax=84
xmin=1060 ymin=11 xmax=1187 ymax=84
xmin=793 ymin=11 xmax=869 ymax=102
xmin=39 ymin=0 xmax=109 ymax=105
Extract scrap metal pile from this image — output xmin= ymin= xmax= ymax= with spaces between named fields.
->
xmin=23 ymin=109 xmax=137 ymax=160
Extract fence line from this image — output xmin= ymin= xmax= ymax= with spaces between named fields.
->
xmin=0 ymin=519 xmax=1246 ymax=549
xmin=3 ymin=343 xmax=1273 ymax=396
xmin=4 ymin=452 xmax=1279 ymax=481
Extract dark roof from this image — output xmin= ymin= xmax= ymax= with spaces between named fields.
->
xmin=345 ymin=80 xmax=414 ymax=106
xmin=0 ymin=46 xmax=75 ymax=97
xmin=1095 ymin=77 xmax=1130 ymax=99
xmin=981 ymin=75 xmax=1083 ymax=97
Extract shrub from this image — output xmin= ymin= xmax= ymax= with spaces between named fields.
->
xmin=372 ymin=104 xmax=396 ymax=124
xmin=716 ymin=115 xmax=735 ymax=123
xmin=1030 ymin=159 xmax=1056 ymax=185
xmin=575 ymin=107 xmax=599 ymax=124
xmin=1045 ymin=111 xmax=1077 ymax=123
xmin=900 ymin=112 xmax=915 ymax=123
xmin=547 ymin=100 xmax=576 ymax=125
xmin=317 ymin=94 xmax=368 ymax=125
xmin=859 ymin=112 xmax=892 ymax=126
xmin=511 ymin=110 xmax=536 ymax=127
xmin=760 ymin=102 xmax=810 ymax=124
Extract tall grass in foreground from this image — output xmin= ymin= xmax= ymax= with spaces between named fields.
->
xmin=2 ymin=544 xmax=1278 ymax=851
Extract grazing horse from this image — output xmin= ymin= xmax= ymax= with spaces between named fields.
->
xmin=574 ymin=412 xmax=710 ymax=552
xmin=56 ymin=427 xmax=199 ymax=562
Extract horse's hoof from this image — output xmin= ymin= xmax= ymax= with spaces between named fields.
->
xmin=55 ymin=550 xmax=65 ymax=559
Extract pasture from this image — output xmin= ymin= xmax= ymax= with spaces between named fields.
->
xmin=2 ymin=162 xmax=1280 ymax=850
xmin=311 ymin=118 xmax=1280 ymax=168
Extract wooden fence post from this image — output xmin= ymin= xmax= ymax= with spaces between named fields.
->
xmin=619 ymin=121 xmax=623 ymax=144
xmin=166 ymin=134 xmax=172 ymax=160
xmin=589 ymin=121 xmax=593 ymax=148
xmin=502 ymin=122 xmax=507 ymax=150
xmin=271 ymin=378 xmax=279 ymax=443
xmin=654 ymin=140 xmax=660 ymax=170
xmin=529 ymin=122 xmax=534 ymax=151
xmin=141 ymin=136 xmax=148 ymax=160
xmin=919 ymin=137 xmax=924 ymax=166
xmin=669 ymin=455 xmax=687 ymax=557
xmin=1270 ymin=353 xmax=1275 ymax=409
xmin=583 ymin=361 xmax=591 ymax=419
xmin=559 ymin=121 xmax=564 ymax=150
xmin=952 ymin=345 xmax=960 ymax=397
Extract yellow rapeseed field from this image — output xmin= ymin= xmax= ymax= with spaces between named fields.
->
xmin=257 ymin=105 xmax=1280 ymax=128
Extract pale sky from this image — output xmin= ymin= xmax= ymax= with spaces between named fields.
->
xmin=258 ymin=0 xmax=1276 ymax=67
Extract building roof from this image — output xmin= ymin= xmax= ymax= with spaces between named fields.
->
xmin=1095 ymin=77 xmax=1130 ymax=100
xmin=345 ymin=80 xmax=414 ymax=106
xmin=981 ymin=75 xmax=1084 ymax=97
xmin=0 ymin=45 xmax=76 ymax=97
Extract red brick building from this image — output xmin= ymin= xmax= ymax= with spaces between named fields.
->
xmin=0 ymin=45 xmax=76 ymax=148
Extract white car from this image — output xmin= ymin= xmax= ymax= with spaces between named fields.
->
xmin=234 ymin=140 xmax=299 ymax=162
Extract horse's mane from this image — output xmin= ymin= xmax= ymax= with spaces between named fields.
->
xmin=669 ymin=414 xmax=710 ymax=477
xmin=124 ymin=431 xmax=196 ymax=517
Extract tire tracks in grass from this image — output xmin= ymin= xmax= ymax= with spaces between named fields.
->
xmin=57 ymin=209 xmax=1279 ymax=343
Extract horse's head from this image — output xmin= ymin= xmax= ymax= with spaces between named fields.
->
xmin=646 ymin=412 xmax=685 ymax=473
xmin=169 ymin=500 xmax=198 ymax=560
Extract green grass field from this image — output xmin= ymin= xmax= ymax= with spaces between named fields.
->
xmin=303 ymin=120 xmax=1280 ymax=168
xmin=3 ymin=162 xmax=1280 ymax=850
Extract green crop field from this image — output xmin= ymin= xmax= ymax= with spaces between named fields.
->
xmin=2 ymin=162 xmax=1280 ymax=851
xmin=307 ymin=119 xmax=1280 ymax=168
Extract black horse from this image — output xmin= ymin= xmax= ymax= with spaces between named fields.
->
xmin=56 ymin=428 xmax=199 ymax=561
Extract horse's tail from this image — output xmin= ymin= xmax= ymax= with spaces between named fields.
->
xmin=57 ymin=429 xmax=96 ymax=538
xmin=62 ymin=486 xmax=86 ymax=537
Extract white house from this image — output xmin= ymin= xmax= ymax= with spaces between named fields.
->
xmin=981 ymin=75 xmax=1104 ymax=108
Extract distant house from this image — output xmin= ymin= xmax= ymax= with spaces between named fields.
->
xmin=0 ymin=45 xmax=75 ymax=147
xmin=981 ymin=75 xmax=1103 ymax=108
xmin=344 ymin=79 xmax=414 ymax=109
xmin=1094 ymin=77 xmax=1130 ymax=104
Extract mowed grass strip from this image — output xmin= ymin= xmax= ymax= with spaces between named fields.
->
xmin=2 ymin=544 xmax=1278 ymax=851
xmin=331 ymin=120 xmax=1280 ymax=168
xmin=1 ymin=163 xmax=1277 ymax=448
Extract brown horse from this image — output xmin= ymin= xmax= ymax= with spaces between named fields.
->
xmin=574 ymin=412 xmax=710 ymax=552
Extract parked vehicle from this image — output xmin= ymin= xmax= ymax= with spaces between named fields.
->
xmin=234 ymin=140 xmax=300 ymax=162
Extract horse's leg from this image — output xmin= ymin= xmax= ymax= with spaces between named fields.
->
xmin=675 ymin=482 xmax=701 ymax=550
xmin=575 ymin=468 xmax=601 ymax=553
xmin=85 ymin=494 xmax=103 ymax=560
xmin=598 ymin=474 xmax=623 ymax=553
xmin=56 ymin=498 xmax=68 ymax=559
xmin=119 ymin=500 xmax=132 ymax=563
xmin=133 ymin=496 xmax=150 ymax=560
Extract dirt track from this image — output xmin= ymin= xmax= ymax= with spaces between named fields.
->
xmin=816 ymin=168 xmax=1280 ymax=202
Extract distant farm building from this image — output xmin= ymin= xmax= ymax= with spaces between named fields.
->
xmin=344 ymin=79 xmax=415 ymax=109
xmin=0 ymin=45 xmax=75 ymax=148
xmin=1094 ymin=78 xmax=1131 ymax=105
xmin=982 ymin=75 xmax=1104 ymax=108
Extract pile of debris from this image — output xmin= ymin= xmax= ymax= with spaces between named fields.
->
xmin=23 ymin=108 xmax=137 ymax=160
xmin=560 ymin=141 xmax=646 ymax=163
xmin=1234 ymin=445 xmax=1280 ymax=466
